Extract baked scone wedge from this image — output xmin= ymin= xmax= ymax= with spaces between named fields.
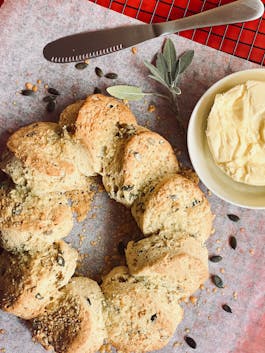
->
xmin=75 ymin=94 xmax=137 ymax=174
xmin=132 ymin=174 xmax=214 ymax=242
xmin=0 ymin=241 xmax=77 ymax=319
xmin=2 ymin=122 xmax=94 ymax=194
xmin=103 ymin=126 xmax=179 ymax=207
xmin=101 ymin=266 xmax=183 ymax=353
xmin=31 ymin=277 xmax=107 ymax=353
xmin=0 ymin=185 xmax=73 ymax=252
xmin=126 ymin=231 xmax=209 ymax=297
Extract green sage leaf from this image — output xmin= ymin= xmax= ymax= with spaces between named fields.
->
xmin=156 ymin=53 xmax=169 ymax=85
xmin=177 ymin=50 xmax=194 ymax=76
xmin=162 ymin=38 xmax=177 ymax=82
xmin=106 ymin=85 xmax=146 ymax=101
xmin=148 ymin=75 xmax=169 ymax=89
xmin=144 ymin=61 xmax=167 ymax=86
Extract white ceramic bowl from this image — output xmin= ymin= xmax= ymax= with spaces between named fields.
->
xmin=187 ymin=68 xmax=265 ymax=209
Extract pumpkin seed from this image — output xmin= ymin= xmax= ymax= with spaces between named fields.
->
xmin=184 ymin=336 xmax=197 ymax=349
xmin=20 ymin=89 xmax=34 ymax=96
xmin=57 ymin=255 xmax=65 ymax=266
xmin=222 ymin=304 xmax=232 ymax=313
xmin=46 ymin=101 xmax=56 ymax=112
xmin=35 ymin=293 xmax=44 ymax=300
xmin=209 ymin=255 xmax=223 ymax=263
xmin=229 ymin=236 xmax=237 ymax=250
xmin=95 ymin=67 xmax=104 ymax=77
xmin=227 ymin=214 xmax=240 ymax=222
xmin=47 ymin=87 xmax=60 ymax=96
xmin=105 ymin=72 xmax=118 ymax=79
xmin=151 ymin=313 xmax=157 ymax=322
xmin=93 ymin=87 xmax=102 ymax=94
xmin=117 ymin=241 xmax=125 ymax=256
xmin=75 ymin=62 xmax=88 ymax=70
xmin=212 ymin=274 xmax=224 ymax=288
xmin=43 ymin=95 xmax=56 ymax=103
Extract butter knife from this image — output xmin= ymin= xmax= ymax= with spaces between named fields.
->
xmin=43 ymin=0 xmax=264 ymax=63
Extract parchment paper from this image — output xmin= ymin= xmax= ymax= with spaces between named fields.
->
xmin=0 ymin=1 xmax=264 ymax=353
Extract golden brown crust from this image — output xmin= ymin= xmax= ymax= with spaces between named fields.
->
xmin=75 ymin=94 xmax=137 ymax=174
xmin=103 ymin=127 xmax=179 ymax=207
xmin=101 ymin=266 xmax=183 ymax=353
xmin=31 ymin=277 xmax=107 ymax=353
xmin=132 ymin=174 xmax=213 ymax=242
xmin=59 ymin=100 xmax=85 ymax=130
xmin=0 ymin=186 xmax=73 ymax=252
xmin=0 ymin=241 xmax=78 ymax=319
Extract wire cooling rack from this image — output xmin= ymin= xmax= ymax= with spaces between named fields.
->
xmin=89 ymin=0 xmax=265 ymax=65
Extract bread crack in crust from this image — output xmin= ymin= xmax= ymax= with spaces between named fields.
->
xmin=31 ymin=277 xmax=107 ymax=353
xmin=0 ymin=241 xmax=77 ymax=319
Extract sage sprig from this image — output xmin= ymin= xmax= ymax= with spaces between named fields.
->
xmin=106 ymin=38 xmax=194 ymax=125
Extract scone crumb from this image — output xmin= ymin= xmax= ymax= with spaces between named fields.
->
xmin=173 ymin=341 xmax=182 ymax=347
xmin=184 ymin=328 xmax=190 ymax=333
xmin=0 ymin=329 xmax=5 ymax=335
xmin=199 ymin=284 xmax=205 ymax=290
xmin=212 ymin=288 xmax=217 ymax=293
xmin=220 ymin=268 xmax=225 ymax=274
xmin=189 ymin=296 xmax=197 ymax=304
xmin=233 ymin=291 xmax=238 ymax=300
xmin=131 ymin=47 xmax=137 ymax=54
xmin=249 ymin=249 xmax=254 ymax=255
xmin=208 ymin=315 xmax=212 ymax=320
xmin=147 ymin=104 xmax=156 ymax=113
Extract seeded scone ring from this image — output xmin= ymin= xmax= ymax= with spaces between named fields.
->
xmin=0 ymin=241 xmax=78 ymax=319
xmin=101 ymin=266 xmax=183 ymax=353
xmin=126 ymin=231 xmax=209 ymax=297
xmin=75 ymin=94 xmax=137 ymax=174
xmin=132 ymin=173 xmax=214 ymax=242
xmin=0 ymin=185 xmax=73 ymax=252
xmin=2 ymin=122 xmax=94 ymax=194
xmin=103 ymin=126 xmax=179 ymax=207
xmin=31 ymin=277 xmax=107 ymax=353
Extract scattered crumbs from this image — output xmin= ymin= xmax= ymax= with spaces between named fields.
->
xmin=173 ymin=341 xmax=182 ymax=347
xmin=84 ymin=59 xmax=90 ymax=64
xmin=212 ymin=288 xmax=217 ymax=293
xmin=25 ymin=82 xmax=33 ymax=90
xmin=233 ymin=291 xmax=238 ymax=300
xmin=189 ymin=296 xmax=197 ymax=304
xmin=37 ymin=79 xmax=42 ymax=84
xmin=199 ymin=284 xmax=205 ymax=290
xmin=79 ymin=234 xmax=85 ymax=245
xmin=216 ymin=239 xmax=221 ymax=243
xmin=211 ymin=228 xmax=215 ymax=235
xmin=220 ymin=268 xmax=225 ymax=274
xmin=197 ymin=312 xmax=201 ymax=316
xmin=184 ymin=328 xmax=190 ymax=333
xmin=12 ymin=101 xmax=16 ymax=105
xmin=32 ymin=84 xmax=38 ymax=92
xmin=206 ymin=288 xmax=210 ymax=293
xmin=0 ymin=329 xmax=5 ymax=334
xmin=90 ymin=240 xmax=97 ymax=246
xmin=240 ymin=227 xmax=245 ymax=233
xmin=216 ymin=247 xmax=221 ymax=253
xmin=131 ymin=46 xmax=137 ymax=54
xmin=208 ymin=315 xmax=212 ymax=320
xmin=44 ymin=84 xmax=49 ymax=89
xmin=249 ymin=249 xmax=255 ymax=255
xmin=147 ymin=104 xmax=156 ymax=113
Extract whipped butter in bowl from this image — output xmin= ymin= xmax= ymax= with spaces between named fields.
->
xmin=187 ymin=69 xmax=265 ymax=209
xmin=206 ymin=80 xmax=265 ymax=186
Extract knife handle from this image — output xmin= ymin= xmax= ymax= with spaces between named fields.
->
xmin=153 ymin=0 xmax=264 ymax=37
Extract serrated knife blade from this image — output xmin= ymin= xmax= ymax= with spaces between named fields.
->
xmin=43 ymin=0 xmax=264 ymax=63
